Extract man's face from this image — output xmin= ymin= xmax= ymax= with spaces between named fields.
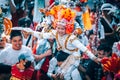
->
xmin=102 ymin=10 xmax=108 ymax=16
xmin=97 ymin=50 xmax=107 ymax=59
xmin=0 ymin=37 xmax=6 ymax=49
xmin=11 ymin=36 xmax=23 ymax=50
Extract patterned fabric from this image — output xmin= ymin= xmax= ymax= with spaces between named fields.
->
xmin=10 ymin=64 xmax=34 ymax=80
xmin=60 ymin=54 xmax=80 ymax=73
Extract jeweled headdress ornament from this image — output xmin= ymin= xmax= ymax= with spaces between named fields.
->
xmin=50 ymin=5 xmax=76 ymax=34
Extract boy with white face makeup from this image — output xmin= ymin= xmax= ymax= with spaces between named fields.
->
xmin=0 ymin=30 xmax=34 ymax=66
xmin=19 ymin=5 xmax=100 ymax=79
xmin=23 ymin=18 xmax=100 ymax=80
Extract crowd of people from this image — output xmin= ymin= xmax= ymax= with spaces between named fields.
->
xmin=0 ymin=0 xmax=120 ymax=80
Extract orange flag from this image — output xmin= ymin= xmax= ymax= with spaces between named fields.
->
xmin=82 ymin=8 xmax=92 ymax=30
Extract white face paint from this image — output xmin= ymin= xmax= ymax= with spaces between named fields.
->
xmin=56 ymin=24 xmax=66 ymax=36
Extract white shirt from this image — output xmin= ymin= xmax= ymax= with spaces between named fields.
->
xmin=22 ymin=35 xmax=33 ymax=48
xmin=0 ymin=45 xmax=34 ymax=66
xmin=33 ymin=30 xmax=96 ymax=59
xmin=47 ymin=57 xmax=82 ymax=80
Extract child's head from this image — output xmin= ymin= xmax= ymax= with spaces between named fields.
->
xmin=56 ymin=51 xmax=69 ymax=66
xmin=18 ymin=54 xmax=32 ymax=69
xmin=56 ymin=20 xmax=67 ymax=36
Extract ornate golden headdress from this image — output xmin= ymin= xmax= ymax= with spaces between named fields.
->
xmin=50 ymin=5 xmax=76 ymax=34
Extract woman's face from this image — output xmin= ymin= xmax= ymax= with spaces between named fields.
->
xmin=56 ymin=25 xmax=66 ymax=36
xmin=11 ymin=36 xmax=23 ymax=50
